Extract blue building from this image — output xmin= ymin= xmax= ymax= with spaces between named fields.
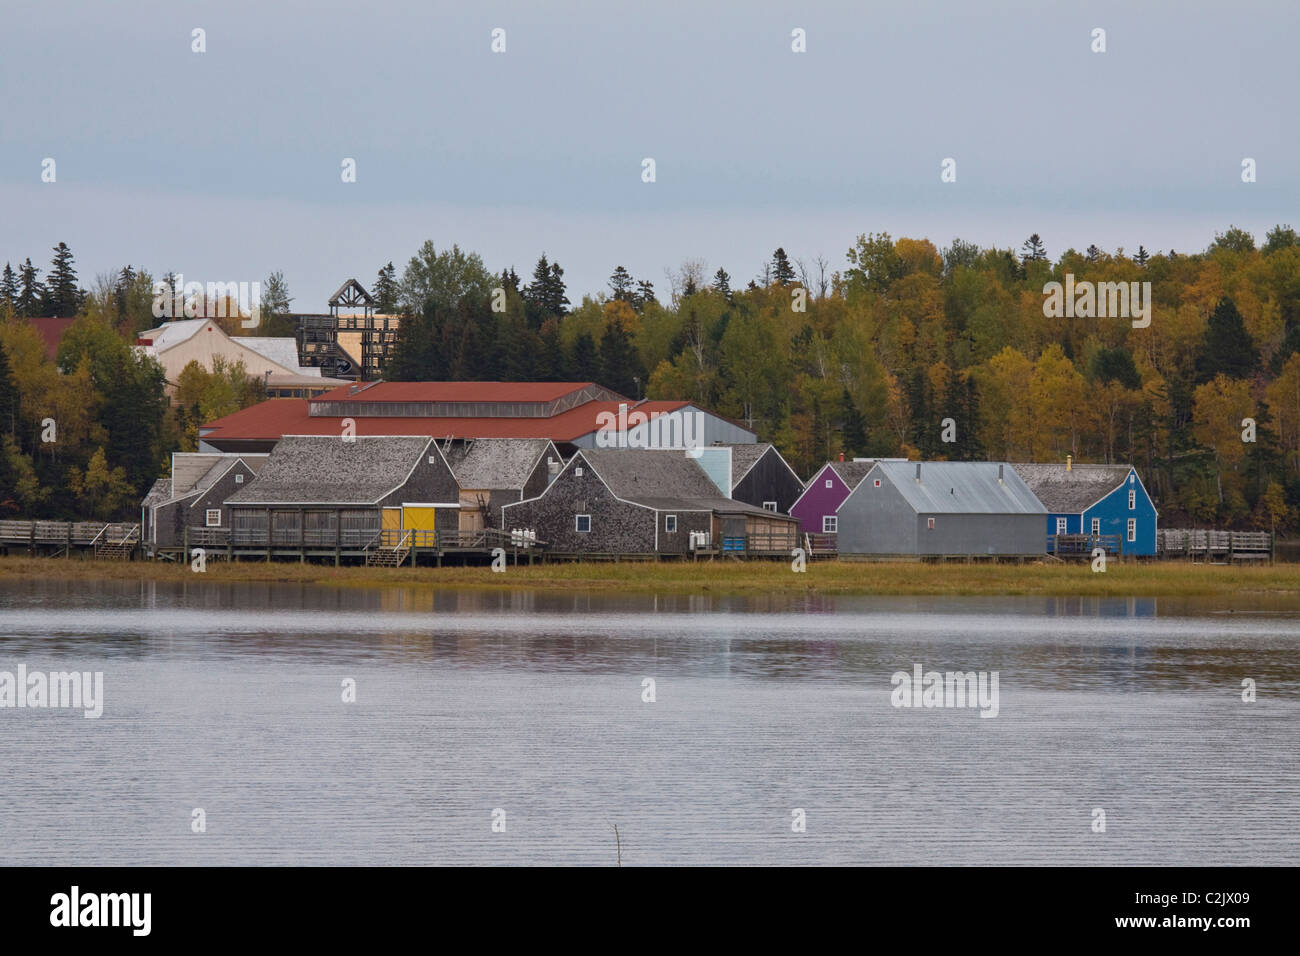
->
xmin=1013 ymin=462 xmax=1158 ymax=556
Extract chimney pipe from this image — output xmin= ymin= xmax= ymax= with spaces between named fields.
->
xmin=839 ymin=452 xmax=844 ymax=462
xmin=1066 ymin=454 xmax=1072 ymax=472
xmin=998 ymin=464 xmax=1004 ymax=482
xmin=915 ymin=462 xmax=922 ymax=483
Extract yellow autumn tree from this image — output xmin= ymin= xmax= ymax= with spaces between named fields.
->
xmin=1192 ymin=374 xmax=1254 ymax=513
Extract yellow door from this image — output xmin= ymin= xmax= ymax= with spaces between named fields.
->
xmin=381 ymin=508 xmax=402 ymax=541
xmin=403 ymin=506 xmax=438 ymax=531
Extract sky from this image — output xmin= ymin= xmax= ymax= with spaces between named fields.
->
xmin=2 ymin=0 xmax=1296 ymax=310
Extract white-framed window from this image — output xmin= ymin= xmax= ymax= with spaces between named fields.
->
xmin=822 ymin=515 xmax=837 ymax=533
xmin=927 ymin=517 xmax=936 ymax=530
xmin=762 ymin=501 xmax=777 ymax=512
xmin=1056 ymin=517 xmax=1068 ymax=534
xmin=824 ymin=479 xmax=833 ymax=488
xmin=234 ymin=473 xmax=244 ymax=484
xmin=1128 ymin=490 xmax=1136 ymax=510
xmin=575 ymin=514 xmax=591 ymax=533
xmin=1127 ymin=519 xmax=1137 ymax=542
xmin=575 ymin=467 xmax=584 ymax=477
xmin=873 ymin=479 xmax=881 ymax=488
xmin=1091 ymin=518 xmax=1101 ymax=535
xmin=205 ymin=509 xmax=222 ymax=527
xmin=664 ymin=515 xmax=677 ymax=533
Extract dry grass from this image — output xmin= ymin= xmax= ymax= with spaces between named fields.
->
xmin=1 ymin=554 xmax=1298 ymax=597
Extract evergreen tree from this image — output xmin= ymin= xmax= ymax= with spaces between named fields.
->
xmin=113 ymin=266 xmax=136 ymax=318
xmin=42 ymin=242 xmax=81 ymax=316
xmin=386 ymin=301 xmax=443 ymax=380
xmin=1020 ymin=234 xmax=1048 ymax=263
xmin=771 ymin=248 xmax=796 ymax=286
xmin=260 ymin=271 xmax=294 ymax=335
xmin=372 ymin=262 xmax=399 ymax=313
xmin=0 ymin=264 xmax=18 ymax=312
xmin=499 ymin=267 xmax=521 ymax=296
xmin=1134 ymin=245 xmax=1150 ymax=267
xmin=712 ymin=267 xmax=731 ymax=299
xmin=0 ymin=343 xmax=18 ymax=440
xmin=609 ymin=266 xmax=635 ymax=302
xmin=568 ymin=331 xmax=599 ymax=381
xmin=1085 ymin=244 xmax=1101 ymax=263
xmin=16 ymin=259 xmax=43 ymax=317
xmin=598 ymin=317 xmax=641 ymax=396
xmin=536 ymin=318 xmax=565 ymax=381
xmin=633 ymin=279 xmax=655 ymax=311
xmin=1195 ymin=296 xmax=1258 ymax=382
xmin=524 ymin=255 xmax=569 ymax=327
xmin=545 ymin=261 xmax=569 ymax=316
xmin=838 ymin=388 xmax=867 ymax=457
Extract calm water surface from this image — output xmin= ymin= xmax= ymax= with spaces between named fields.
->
xmin=1 ymin=579 xmax=1297 ymax=865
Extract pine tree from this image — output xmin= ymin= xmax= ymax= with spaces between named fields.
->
xmin=524 ymin=255 xmax=569 ymax=327
xmin=113 ymin=266 xmax=136 ymax=319
xmin=633 ymin=279 xmax=655 ymax=311
xmin=545 ymin=261 xmax=569 ymax=317
xmin=260 ymin=271 xmax=294 ymax=335
xmin=0 ymin=264 xmax=17 ymax=312
xmin=1134 ymin=245 xmax=1149 ymax=267
xmin=42 ymin=242 xmax=81 ymax=316
xmin=1020 ymin=234 xmax=1047 ymax=263
xmin=372 ymin=262 xmax=399 ymax=313
xmin=536 ymin=318 xmax=565 ymax=381
xmin=771 ymin=248 xmax=796 ymax=286
xmin=598 ymin=317 xmax=641 ymax=396
xmin=712 ymin=268 xmax=731 ymax=299
xmin=1085 ymin=244 xmax=1101 ymax=263
xmin=609 ymin=266 xmax=635 ymax=301
xmin=16 ymin=259 xmax=43 ymax=317
xmin=839 ymin=389 xmax=867 ymax=457
xmin=0 ymin=343 xmax=18 ymax=440
xmin=568 ymin=332 xmax=599 ymax=381
xmin=1196 ymin=297 xmax=1258 ymax=382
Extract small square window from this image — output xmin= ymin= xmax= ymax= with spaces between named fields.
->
xmin=665 ymin=515 xmax=677 ymax=533
xmin=575 ymin=467 xmax=584 ymax=477
xmin=824 ymin=479 xmax=833 ymax=488
xmin=205 ymin=509 xmax=222 ymax=527
xmin=873 ymin=479 xmax=881 ymax=488
xmin=234 ymin=473 xmax=244 ymax=484
xmin=575 ymin=514 xmax=591 ymax=533
xmin=822 ymin=516 xmax=837 ymax=533
xmin=927 ymin=517 xmax=936 ymax=529
xmin=762 ymin=501 xmax=777 ymax=512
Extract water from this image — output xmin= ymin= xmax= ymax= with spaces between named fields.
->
xmin=1 ymin=579 xmax=1297 ymax=865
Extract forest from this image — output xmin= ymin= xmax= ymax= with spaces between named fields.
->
xmin=2 ymin=225 xmax=1299 ymax=531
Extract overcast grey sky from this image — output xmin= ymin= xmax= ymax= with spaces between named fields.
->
xmin=2 ymin=0 xmax=1296 ymax=309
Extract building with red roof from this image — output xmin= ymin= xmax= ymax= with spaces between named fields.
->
xmin=198 ymin=381 xmax=757 ymax=454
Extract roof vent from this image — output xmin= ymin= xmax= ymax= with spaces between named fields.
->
xmin=915 ymin=462 xmax=922 ymax=483
xmin=998 ymin=464 xmax=1005 ymax=483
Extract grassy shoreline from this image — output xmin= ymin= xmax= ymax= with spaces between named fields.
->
xmin=1 ymin=555 xmax=1298 ymax=597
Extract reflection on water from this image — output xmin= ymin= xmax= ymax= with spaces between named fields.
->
xmin=1 ymin=579 xmax=1297 ymax=865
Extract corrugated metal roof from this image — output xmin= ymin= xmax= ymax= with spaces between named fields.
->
xmin=871 ymin=461 xmax=1046 ymax=515
xmin=1012 ymin=463 xmax=1132 ymax=513
xmin=200 ymin=398 xmax=693 ymax=443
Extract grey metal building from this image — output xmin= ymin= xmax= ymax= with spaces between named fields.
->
xmin=836 ymin=461 xmax=1047 ymax=557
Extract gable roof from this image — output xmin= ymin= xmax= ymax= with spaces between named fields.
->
xmin=827 ymin=459 xmax=882 ymax=489
xmin=136 ymin=319 xmax=212 ymax=350
xmin=241 ymin=337 xmax=311 ymax=374
xmin=578 ymin=448 xmax=720 ymax=503
xmin=443 ymin=439 xmax=558 ymax=490
xmin=716 ymin=443 xmax=774 ymax=484
xmin=226 ymin=435 xmax=434 ymax=505
xmin=866 ymin=461 xmax=1046 ymax=515
xmin=1012 ymin=463 xmax=1133 ymax=513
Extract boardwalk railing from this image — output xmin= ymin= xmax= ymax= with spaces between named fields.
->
xmin=1157 ymin=529 xmax=1272 ymax=561
xmin=1047 ymin=533 xmax=1122 ymax=556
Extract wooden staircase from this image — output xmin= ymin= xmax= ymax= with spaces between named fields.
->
xmin=365 ymin=530 xmax=411 ymax=567
xmin=94 ymin=524 xmax=140 ymax=560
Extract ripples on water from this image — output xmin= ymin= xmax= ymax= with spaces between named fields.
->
xmin=1 ymin=579 xmax=1297 ymax=865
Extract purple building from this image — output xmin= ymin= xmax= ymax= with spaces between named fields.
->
xmin=789 ymin=459 xmax=888 ymax=537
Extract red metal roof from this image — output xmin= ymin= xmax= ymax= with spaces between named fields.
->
xmin=311 ymin=381 xmax=614 ymax=403
xmin=200 ymin=398 xmax=693 ymax=444
xmin=29 ymin=317 xmax=77 ymax=361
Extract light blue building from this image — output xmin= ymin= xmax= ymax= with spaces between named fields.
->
xmin=1013 ymin=462 xmax=1158 ymax=556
